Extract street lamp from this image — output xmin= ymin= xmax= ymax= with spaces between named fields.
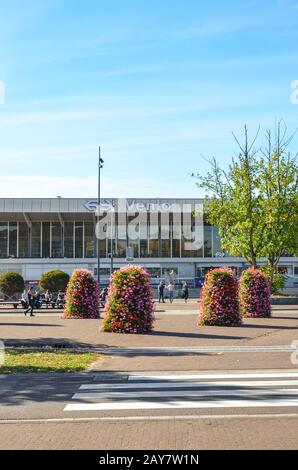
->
xmin=97 ymin=146 xmax=104 ymax=286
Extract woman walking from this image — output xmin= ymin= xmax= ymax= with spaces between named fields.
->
xmin=167 ymin=282 xmax=174 ymax=304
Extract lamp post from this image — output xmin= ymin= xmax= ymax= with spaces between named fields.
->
xmin=97 ymin=147 xmax=104 ymax=286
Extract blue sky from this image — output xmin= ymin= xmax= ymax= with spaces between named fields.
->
xmin=0 ymin=0 xmax=298 ymax=198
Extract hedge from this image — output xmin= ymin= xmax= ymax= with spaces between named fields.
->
xmin=0 ymin=271 xmax=25 ymax=297
xmin=39 ymin=269 xmax=70 ymax=293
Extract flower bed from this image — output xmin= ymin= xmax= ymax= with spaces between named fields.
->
xmin=63 ymin=269 xmax=100 ymax=319
xmin=103 ymin=265 xmax=155 ymax=333
xmin=239 ymin=268 xmax=271 ymax=317
xmin=199 ymin=268 xmax=242 ymax=326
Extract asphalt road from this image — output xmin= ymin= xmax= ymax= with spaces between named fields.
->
xmin=1 ymin=369 xmax=298 ymax=449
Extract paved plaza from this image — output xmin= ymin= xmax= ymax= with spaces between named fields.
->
xmin=0 ymin=300 xmax=298 ymax=449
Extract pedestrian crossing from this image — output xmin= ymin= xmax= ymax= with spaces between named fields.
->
xmin=64 ymin=370 xmax=298 ymax=412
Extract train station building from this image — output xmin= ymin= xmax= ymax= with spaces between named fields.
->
xmin=0 ymin=198 xmax=297 ymax=292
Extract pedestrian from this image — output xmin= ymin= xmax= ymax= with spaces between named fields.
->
xmin=57 ymin=290 xmax=65 ymax=308
xmin=24 ymin=287 xmax=35 ymax=317
xmin=158 ymin=280 xmax=165 ymax=303
xmin=21 ymin=289 xmax=28 ymax=309
xmin=167 ymin=282 xmax=174 ymax=304
xmin=99 ymin=287 xmax=108 ymax=308
xmin=45 ymin=290 xmax=52 ymax=309
xmin=182 ymin=281 xmax=189 ymax=303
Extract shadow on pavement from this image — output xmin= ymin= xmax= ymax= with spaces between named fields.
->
xmin=151 ymin=331 xmax=248 ymax=340
xmin=0 ymin=323 xmax=62 ymax=328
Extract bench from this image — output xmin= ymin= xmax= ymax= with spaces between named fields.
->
xmin=0 ymin=301 xmax=20 ymax=309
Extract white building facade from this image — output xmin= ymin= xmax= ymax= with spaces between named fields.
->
xmin=0 ymin=198 xmax=297 ymax=292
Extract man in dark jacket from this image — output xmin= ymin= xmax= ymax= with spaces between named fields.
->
xmin=158 ymin=281 xmax=165 ymax=303
xmin=182 ymin=281 xmax=189 ymax=303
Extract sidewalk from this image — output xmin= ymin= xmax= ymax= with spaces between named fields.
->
xmin=0 ymin=302 xmax=297 ymax=371
xmin=1 ymin=302 xmax=297 ymax=348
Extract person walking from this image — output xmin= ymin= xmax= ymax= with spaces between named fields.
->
xmin=182 ymin=281 xmax=189 ymax=303
xmin=167 ymin=282 xmax=174 ymax=304
xmin=158 ymin=281 xmax=165 ymax=303
xmin=57 ymin=290 xmax=65 ymax=308
xmin=99 ymin=287 xmax=108 ymax=308
xmin=21 ymin=289 xmax=29 ymax=309
xmin=24 ymin=287 xmax=36 ymax=317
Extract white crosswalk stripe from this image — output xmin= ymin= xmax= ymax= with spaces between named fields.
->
xmin=64 ymin=370 xmax=298 ymax=412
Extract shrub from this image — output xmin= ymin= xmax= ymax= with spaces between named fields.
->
xmin=39 ymin=269 xmax=70 ymax=293
xmin=0 ymin=272 xmax=25 ymax=297
xmin=103 ymin=265 xmax=155 ymax=333
xmin=261 ymin=265 xmax=286 ymax=294
xmin=198 ymin=268 xmax=241 ymax=326
xmin=63 ymin=269 xmax=99 ymax=319
xmin=239 ymin=268 xmax=271 ymax=317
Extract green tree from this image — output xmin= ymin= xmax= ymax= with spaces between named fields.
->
xmin=0 ymin=272 xmax=25 ymax=297
xmin=193 ymin=122 xmax=298 ymax=270
xmin=39 ymin=270 xmax=70 ymax=293
xmin=259 ymin=122 xmax=298 ymax=276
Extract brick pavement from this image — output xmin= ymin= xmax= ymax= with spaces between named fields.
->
xmin=0 ymin=303 xmax=297 ymax=372
xmin=0 ymin=304 xmax=297 ymax=349
xmin=0 ymin=416 xmax=297 ymax=449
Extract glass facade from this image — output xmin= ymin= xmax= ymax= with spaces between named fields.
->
xmin=0 ymin=218 xmax=222 ymax=259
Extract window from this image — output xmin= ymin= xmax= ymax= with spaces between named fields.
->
xmin=19 ymin=222 xmax=29 ymax=257
xmin=162 ymin=267 xmax=178 ymax=280
xmin=84 ymin=222 xmax=95 ymax=258
xmin=278 ymin=266 xmax=293 ymax=275
xmin=181 ymin=211 xmax=192 ymax=257
xmin=64 ymin=222 xmax=74 ymax=258
xmin=161 ymin=212 xmax=170 ymax=257
xmin=139 ymin=212 xmax=148 ymax=257
xmin=294 ymin=267 xmax=298 ymax=276
xmin=172 ymin=213 xmax=181 ymax=258
xmin=75 ymin=222 xmax=83 ymax=258
xmin=204 ymin=225 xmax=212 ymax=257
xmin=145 ymin=267 xmax=161 ymax=278
xmin=115 ymin=212 xmax=126 ymax=257
xmin=52 ymin=223 xmax=62 ymax=258
xmin=127 ymin=214 xmax=139 ymax=258
xmin=148 ymin=212 xmax=158 ymax=257
xmin=0 ymin=222 xmax=8 ymax=258
xmin=212 ymin=226 xmax=222 ymax=257
xmin=42 ymin=222 xmax=51 ymax=258
xmin=31 ymin=222 xmax=41 ymax=257
xmin=8 ymin=222 xmax=17 ymax=257
xmin=94 ymin=267 xmax=110 ymax=276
